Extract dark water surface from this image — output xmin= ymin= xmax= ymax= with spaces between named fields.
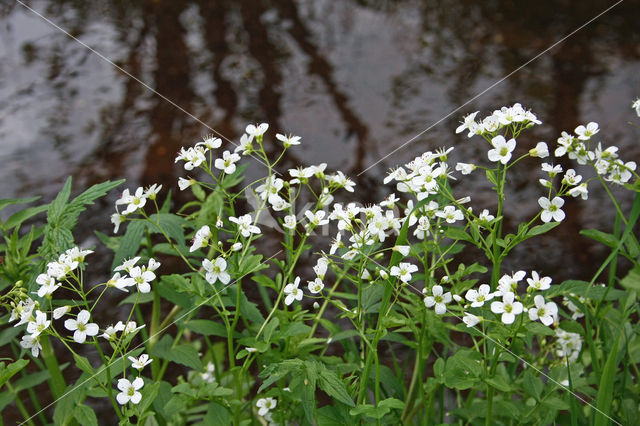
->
xmin=1 ymin=0 xmax=639 ymax=420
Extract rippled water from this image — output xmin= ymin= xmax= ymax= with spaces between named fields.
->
xmin=1 ymin=0 xmax=639 ymax=422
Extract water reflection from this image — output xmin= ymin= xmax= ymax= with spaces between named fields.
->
xmin=1 ymin=0 xmax=639 ymax=283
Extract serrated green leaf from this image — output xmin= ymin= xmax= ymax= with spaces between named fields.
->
xmin=47 ymin=177 xmax=72 ymax=224
xmin=620 ymin=266 xmax=640 ymax=291
xmin=203 ymin=401 xmax=232 ymax=424
xmin=317 ymin=365 xmax=354 ymax=407
xmin=148 ymin=213 xmax=187 ymax=248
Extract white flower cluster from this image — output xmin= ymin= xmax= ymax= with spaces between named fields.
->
xmin=108 ymin=256 xmax=160 ymax=294
xmin=111 ymin=184 xmax=162 ymax=233
xmin=283 ymin=257 xmax=328 ymax=306
xmin=554 ymin=329 xmax=583 ymax=362
xmin=256 ymin=397 xmax=278 ymax=424
xmin=455 ymin=103 xmax=541 ymax=138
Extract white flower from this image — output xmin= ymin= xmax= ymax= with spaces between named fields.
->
xmin=390 ymin=262 xmax=418 ymax=283
xmin=190 ymin=225 xmax=212 ymax=252
xmin=528 ymin=295 xmax=558 ymax=326
xmin=178 ymin=177 xmax=194 ymax=191
xmin=117 ymin=187 xmax=147 ymax=215
xmin=487 ymin=135 xmax=516 ymax=164
xmin=436 ymin=205 xmax=463 ymax=223
xmin=144 ymin=184 xmax=162 ymax=200
xmin=146 ymin=258 xmax=161 ymax=272
xmin=203 ymin=258 xmax=231 ymax=285
xmin=327 ymin=171 xmax=356 ymax=192
xmin=455 ymin=162 xmax=476 ymax=175
xmin=305 ymin=210 xmax=329 ymax=228
xmin=114 ymin=257 xmax=141 ymax=273
xmin=529 ymin=142 xmax=549 ymax=158
xmin=197 ymin=135 xmax=222 ymax=149
xmin=107 ymin=272 xmax=135 ymax=292
xmin=478 ymin=209 xmax=495 ymax=227
xmin=26 ymin=310 xmax=50 ymax=337
xmin=538 ymin=196 xmax=565 ymax=223
xmin=201 ymin=362 xmax=216 ymax=383
xmin=462 ymin=312 xmax=481 ymax=327
xmin=129 ymin=266 xmax=155 ymax=293
xmin=568 ymin=183 xmax=589 ymax=200
xmin=124 ymin=321 xmax=145 ymax=335
xmin=245 ymin=123 xmax=269 ymax=140
xmin=36 ymin=274 xmax=60 ymax=298
xmin=268 ymin=194 xmax=291 ymax=211
xmin=313 ymin=257 xmax=329 ymax=279
xmin=276 ymin=133 xmax=301 ymax=147
xmin=497 ymin=271 xmax=526 ymax=295
xmin=64 ymin=310 xmax=99 ymax=343
xmin=282 ymin=215 xmax=297 ymax=230
xmin=20 ymin=334 xmax=42 ymax=357
xmin=111 ymin=213 xmax=125 ymax=233
xmin=256 ymin=397 xmax=277 ymax=417
xmin=423 ymin=285 xmax=452 ymax=315
xmin=175 ymin=147 xmax=206 ymax=170
xmin=526 ymin=271 xmax=551 ymax=291
xmin=455 ymin=111 xmax=479 ymax=136
xmin=562 ymin=169 xmax=582 ymax=186
xmin=632 ymin=99 xmax=640 ymax=117
xmin=116 ymin=377 xmax=144 ymax=405
xmin=541 ymin=162 xmax=562 ymax=177
xmin=53 ymin=305 xmax=70 ymax=320
xmin=465 ymin=284 xmax=494 ymax=307
xmin=235 ymin=133 xmax=253 ymax=154
xmin=284 ymin=277 xmax=303 ymax=306
xmin=231 ymin=242 xmax=243 ymax=251
xmin=490 ymin=292 xmax=523 ymax=325
xmin=128 ymin=354 xmax=153 ymax=370
xmin=214 ymin=150 xmax=241 ymax=174
xmin=393 ymin=245 xmax=411 ymax=256
xmin=101 ymin=322 xmax=125 ymax=340
xmin=229 ymin=214 xmax=261 ymax=237
xmin=574 ymin=122 xmax=599 ymax=140
xmin=308 ymin=278 xmax=324 ymax=294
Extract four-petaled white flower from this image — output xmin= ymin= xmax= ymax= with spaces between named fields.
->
xmin=64 ymin=310 xmax=99 ymax=343
xmin=284 ymin=277 xmax=303 ymax=306
xmin=26 ymin=310 xmax=50 ymax=337
xmin=36 ymin=274 xmax=60 ymax=298
xmin=178 ymin=177 xmax=194 ymax=191
xmin=190 ymin=225 xmax=211 ymax=252
xmin=423 ymin=285 xmax=452 ymax=315
xmin=538 ymin=196 xmax=565 ymax=223
xmin=526 ymin=271 xmax=551 ymax=291
xmin=528 ymin=295 xmax=558 ymax=326
xmin=308 ymin=278 xmax=324 ymax=294
xmin=116 ymin=377 xmax=144 ymax=405
xmin=117 ymin=187 xmax=147 ymax=215
xmin=128 ymin=354 xmax=153 ymax=370
xmin=129 ymin=266 xmax=156 ymax=293
xmin=256 ymin=397 xmax=277 ymax=417
xmin=214 ymin=150 xmax=241 ymax=174
xmin=282 ymin=215 xmax=297 ymax=230
xmin=574 ymin=122 xmax=599 ymax=140
xmin=490 ymin=292 xmax=523 ymax=325
xmin=455 ymin=162 xmax=476 ymax=175
xmin=245 ymin=123 xmax=269 ymax=140
xmin=203 ymin=257 xmax=231 ymax=285
xmin=229 ymin=214 xmax=261 ymax=237
xmin=390 ymin=262 xmax=418 ymax=283
xmin=465 ymin=284 xmax=494 ymax=307
xmin=487 ymin=135 xmax=516 ymax=164
xmin=436 ymin=205 xmax=463 ymax=223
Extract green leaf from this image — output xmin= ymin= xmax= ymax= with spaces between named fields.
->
xmin=525 ymin=321 xmax=555 ymax=337
xmin=148 ymin=213 xmax=187 ymax=248
xmin=263 ymin=317 xmax=279 ymax=343
xmin=349 ymin=404 xmax=390 ymax=419
xmin=527 ymin=222 xmax=561 ymax=237
xmin=151 ymin=335 xmax=203 ymax=371
xmin=13 ymin=369 xmax=51 ymax=392
xmin=0 ymin=359 xmax=29 ymax=388
xmin=444 ymin=227 xmax=474 ymax=243
xmin=47 ymin=177 xmax=73 ymax=224
xmin=203 ymin=401 xmax=232 ymax=424
xmin=73 ymin=354 xmax=94 ymax=377
xmin=523 ymin=370 xmax=543 ymax=400
xmin=3 ymin=204 xmax=49 ymax=230
xmin=73 ymin=404 xmax=98 ymax=426
xmin=317 ymin=404 xmax=351 ymax=426
xmin=317 ymin=365 xmax=355 ymax=407
xmin=485 ymin=376 xmax=511 ymax=392
xmin=542 ymin=396 xmax=570 ymax=411
xmin=0 ymin=196 xmax=40 ymax=212
xmin=620 ymin=266 xmax=640 ymax=291
xmin=580 ymin=229 xmax=618 ymax=249
xmin=111 ymin=220 xmax=146 ymax=270
xmin=594 ymin=332 xmax=620 ymax=426
xmin=185 ymin=320 xmax=229 ymax=338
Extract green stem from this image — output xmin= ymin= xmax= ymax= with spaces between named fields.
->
xmin=5 ymin=382 xmax=35 ymax=426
